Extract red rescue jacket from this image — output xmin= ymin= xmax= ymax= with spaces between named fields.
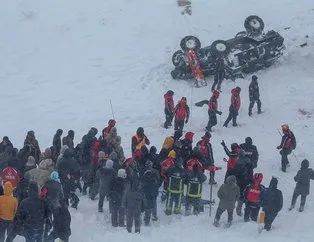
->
xmin=231 ymin=88 xmax=241 ymax=111
xmin=1 ymin=167 xmax=20 ymax=189
xmin=185 ymin=158 xmax=204 ymax=172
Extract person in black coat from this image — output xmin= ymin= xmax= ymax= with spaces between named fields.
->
xmin=262 ymin=177 xmax=283 ymax=231
xmin=47 ymin=200 xmax=71 ymax=242
xmin=240 ymin=137 xmax=259 ymax=169
xmin=62 ymin=130 xmax=75 ymax=150
xmin=108 ymin=169 xmax=127 ymax=227
xmin=185 ymin=164 xmax=207 ymax=215
xmin=248 ymin=75 xmax=262 ymax=116
xmin=16 ymin=182 xmax=49 ymax=242
xmin=53 ymin=129 xmax=63 ymax=157
xmin=57 ymin=150 xmax=80 ymax=209
xmin=289 ymin=159 xmax=314 ymax=212
xmin=211 ymin=57 xmax=225 ymax=91
xmin=180 ymin=132 xmax=194 ymax=166
xmin=141 ymin=161 xmax=160 ymax=225
xmin=125 ymin=180 xmax=144 ymax=233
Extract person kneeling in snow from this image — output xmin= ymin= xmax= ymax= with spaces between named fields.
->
xmin=214 ymin=175 xmax=240 ymax=228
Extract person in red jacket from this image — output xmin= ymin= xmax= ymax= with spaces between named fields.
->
xmin=1 ymin=166 xmax=20 ymax=189
xmin=196 ymin=132 xmax=216 ymax=184
xmin=102 ymin=119 xmax=116 ymax=140
xmin=221 ymin=141 xmax=241 ymax=182
xmin=195 ymin=90 xmax=222 ymax=132
xmin=160 ymin=150 xmax=176 ymax=201
xmin=244 ymin=173 xmax=265 ymax=222
xmin=174 ymin=97 xmax=190 ymax=132
xmin=186 ymin=49 xmax=205 ymax=88
xmin=164 ymin=90 xmax=175 ymax=129
xmin=185 ymin=147 xmax=204 ymax=173
xmin=223 ymin=86 xmax=241 ymax=127
xmin=277 ymin=124 xmax=296 ymax=172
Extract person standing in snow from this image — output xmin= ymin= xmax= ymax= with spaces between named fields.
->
xmin=131 ymin=127 xmax=150 ymax=155
xmin=195 ymin=90 xmax=222 ymax=132
xmin=53 ymin=129 xmax=63 ymax=157
xmin=160 ymin=150 xmax=176 ymax=202
xmin=277 ymin=124 xmax=296 ymax=172
xmin=24 ymin=131 xmax=41 ymax=164
xmin=221 ymin=141 xmax=240 ymax=182
xmin=0 ymin=182 xmax=18 ymax=241
xmin=223 ymin=86 xmax=241 ymax=127
xmin=289 ymin=159 xmax=314 ymax=212
xmin=262 ymin=177 xmax=283 ymax=231
xmin=211 ymin=57 xmax=225 ymax=92
xmin=214 ymin=175 xmax=240 ymax=228
xmin=240 ymin=137 xmax=259 ymax=169
xmin=197 ymin=132 xmax=216 ymax=184
xmin=0 ymin=136 xmax=13 ymax=154
xmin=248 ymin=75 xmax=262 ymax=116
xmin=62 ymin=130 xmax=75 ymax=150
xmin=243 ymin=173 xmax=265 ymax=222
xmin=185 ymin=164 xmax=207 ymax=216
xmin=164 ymin=90 xmax=175 ymax=129
xmin=174 ymin=97 xmax=190 ymax=132
xmin=102 ymin=119 xmax=116 ymax=140
xmin=180 ymin=132 xmax=194 ymax=166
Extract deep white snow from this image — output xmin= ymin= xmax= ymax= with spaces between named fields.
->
xmin=1 ymin=0 xmax=314 ymax=241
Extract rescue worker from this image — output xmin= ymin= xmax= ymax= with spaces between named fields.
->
xmin=174 ymin=97 xmax=190 ymax=132
xmin=131 ymin=127 xmax=150 ymax=155
xmin=164 ymin=90 xmax=175 ymax=129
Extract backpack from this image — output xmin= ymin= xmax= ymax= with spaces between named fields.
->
xmin=290 ymin=131 xmax=296 ymax=150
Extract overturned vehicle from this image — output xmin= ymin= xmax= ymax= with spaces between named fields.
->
xmin=171 ymin=16 xmax=285 ymax=81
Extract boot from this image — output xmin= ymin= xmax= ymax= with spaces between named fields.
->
xmin=289 ymin=204 xmax=295 ymax=211
xmin=258 ymin=109 xmax=262 ymax=114
xmin=299 ymin=205 xmax=304 ymax=212
xmin=98 ymin=207 xmax=103 ymax=213
xmin=225 ymin=221 xmax=232 ymax=228
xmin=248 ymin=111 xmax=252 ymax=116
xmin=208 ymin=179 xmax=217 ymax=185
xmin=236 ymin=203 xmax=243 ymax=216
xmin=213 ymin=219 xmax=220 ymax=227
xmin=223 ymin=123 xmax=228 ymax=128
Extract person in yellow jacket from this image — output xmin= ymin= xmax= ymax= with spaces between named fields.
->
xmin=0 ymin=182 xmax=18 ymax=241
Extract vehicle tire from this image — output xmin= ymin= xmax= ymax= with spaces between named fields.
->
xmin=244 ymin=15 xmax=264 ymax=35
xmin=235 ymin=31 xmax=247 ymax=38
xmin=180 ymin=36 xmax=201 ymax=51
xmin=172 ymin=50 xmax=185 ymax=66
xmin=210 ymin=40 xmax=230 ymax=57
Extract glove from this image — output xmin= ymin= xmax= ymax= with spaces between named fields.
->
xmin=185 ymin=119 xmax=188 ymax=124
xmin=217 ymin=111 xmax=222 ymax=115
xmin=221 ymin=140 xmax=225 ymax=147
xmin=276 ymin=146 xmax=281 ymax=150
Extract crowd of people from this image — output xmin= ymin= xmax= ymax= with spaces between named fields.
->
xmin=0 ymin=78 xmax=313 ymax=241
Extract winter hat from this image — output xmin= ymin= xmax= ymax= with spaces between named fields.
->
xmin=226 ymin=175 xmax=236 ymax=185
xmin=2 ymin=136 xmax=9 ymax=142
xmin=231 ymin=143 xmax=240 ymax=151
xmin=56 ymin=129 xmax=63 ymax=136
xmin=98 ymin=151 xmax=106 ymax=160
xmin=149 ymin=146 xmax=157 ymax=154
xmin=117 ymin=169 xmax=127 ymax=179
xmin=245 ymin=137 xmax=253 ymax=145
xmin=91 ymin=127 xmax=98 ymax=136
xmin=50 ymin=171 xmax=60 ymax=182
xmin=235 ymin=86 xmax=241 ymax=93
xmin=105 ymin=160 xmax=114 ymax=169
xmin=181 ymin=97 xmax=187 ymax=102
xmin=26 ymin=156 xmax=36 ymax=166
xmin=301 ymin=159 xmax=309 ymax=169
xmin=185 ymin=132 xmax=194 ymax=142
xmin=27 ymin=130 xmax=35 ymax=138
xmin=110 ymin=151 xmax=118 ymax=160
xmin=281 ymin=124 xmax=289 ymax=131
xmin=166 ymin=90 xmax=174 ymax=96
xmin=68 ymin=130 xmax=75 ymax=138
xmin=136 ymin=127 xmax=144 ymax=136
xmin=108 ymin=119 xmax=116 ymax=126
xmin=269 ymin=177 xmax=278 ymax=189
xmin=252 ymin=75 xmax=258 ymax=81
xmin=168 ymin=150 xmax=176 ymax=159
xmin=202 ymin=131 xmax=211 ymax=139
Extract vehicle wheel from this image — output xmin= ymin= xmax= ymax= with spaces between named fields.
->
xmin=172 ymin=50 xmax=185 ymax=66
xmin=180 ymin=36 xmax=201 ymax=51
xmin=210 ymin=40 xmax=230 ymax=57
xmin=244 ymin=15 xmax=264 ymax=35
xmin=235 ymin=31 xmax=247 ymax=38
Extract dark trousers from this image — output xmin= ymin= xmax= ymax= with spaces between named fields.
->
xmin=47 ymin=229 xmax=70 ymax=242
xmin=64 ymin=192 xmax=79 ymax=209
xmin=224 ymin=107 xmax=238 ymax=127
xmin=211 ymin=71 xmax=225 ymax=91
xmin=164 ymin=110 xmax=174 ymax=128
xmin=24 ymin=229 xmax=43 ymax=242
xmin=144 ymin=199 xmax=157 ymax=225
xmin=244 ymin=204 xmax=260 ymax=222
xmin=291 ymin=192 xmax=307 ymax=208
xmin=126 ymin=210 xmax=141 ymax=233
xmin=280 ymin=149 xmax=291 ymax=172
xmin=185 ymin=197 xmax=201 ymax=215
xmin=263 ymin=209 xmax=278 ymax=231
xmin=0 ymin=220 xmax=12 ymax=242
xmin=111 ymin=206 xmax=125 ymax=227
xmin=165 ymin=192 xmax=182 ymax=215
xmin=206 ymin=111 xmax=217 ymax=131
xmin=215 ymin=207 xmax=233 ymax=222
xmin=98 ymin=191 xmax=108 ymax=210
xmin=174 ymin=120 xmax=184 ymax=132
xmin=249 ymin=99 xmax=261 ymax=114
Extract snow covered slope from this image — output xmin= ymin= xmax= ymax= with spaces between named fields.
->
xmin=1 ymin=0 xmax=314 ymax=241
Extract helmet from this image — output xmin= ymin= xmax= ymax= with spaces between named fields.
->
xmin=168 ymin=150 xmax=176 ymax=159
xmin=281 ymin=124 xmax=289 ymax=131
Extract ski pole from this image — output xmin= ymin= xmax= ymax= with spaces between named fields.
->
xmin=110 ymin=99 xmax=115 ymax=119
